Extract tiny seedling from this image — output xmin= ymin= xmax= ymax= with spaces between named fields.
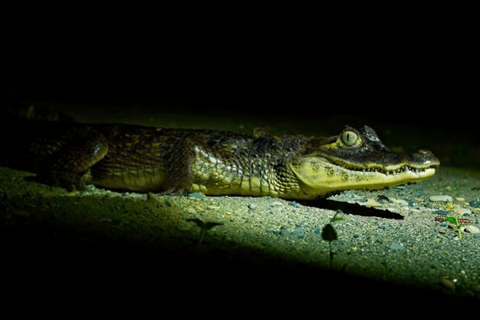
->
xmin=322 ymin=212 xmax=344 ymax=268
xmin=436 ymin=215 xmax=472 ymax=240
xmin=445 ymin=217 xmax=470 ymax=240
xmin=187 ymin=218 xmax=223 ymax=245
xmin=444 ymin=216 xmax=463 ymax=240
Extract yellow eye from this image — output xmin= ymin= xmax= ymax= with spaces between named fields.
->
xmin=342 ymin=131 xmax=358 ymax=146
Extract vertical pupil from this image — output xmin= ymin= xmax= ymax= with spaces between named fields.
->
xmin=343 ymin=131 xmax=356 ymax=144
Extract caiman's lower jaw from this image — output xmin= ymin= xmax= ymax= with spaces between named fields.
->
xmin=289 ymin=157 xmax=438 ymax=198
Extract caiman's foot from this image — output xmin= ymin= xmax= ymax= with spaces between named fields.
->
xmin=31 ymin=171 xmax=87 ymax=192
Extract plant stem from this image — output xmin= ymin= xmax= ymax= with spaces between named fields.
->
xmin=329 ymin=242 xmax=333 ymax=269
xmin=198 ymin=231 xmax=206 ymax=245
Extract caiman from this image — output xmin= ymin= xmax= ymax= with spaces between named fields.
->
xmin=0 ymin=119 xmax=440 ymax=200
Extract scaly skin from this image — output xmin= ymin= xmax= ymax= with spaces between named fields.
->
xmin=1 ymin=121 xmax=440 ymax=199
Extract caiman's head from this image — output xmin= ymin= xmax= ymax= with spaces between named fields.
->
xmin=289 ymin=125 xmax=440 ymax=199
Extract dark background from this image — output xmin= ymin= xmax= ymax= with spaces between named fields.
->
xmin=1 ymin=57 xmax=474 ymax=126
xmin=1 ymin=14 xmax=477 ymax=168
xmin=2 ymin=52 xmax=477 ymax=169
xmin=1 ymin=13 xmax=478 ymax=302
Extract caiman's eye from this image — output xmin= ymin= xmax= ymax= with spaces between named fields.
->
xmin=342 ymin=130 xmax=358 ymax=146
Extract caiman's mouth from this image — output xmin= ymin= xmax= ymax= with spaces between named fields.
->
xmin=289 ymin=155 xmax=439 ymax=198
xmin=324 ymin=159 xmax=438 ymax=176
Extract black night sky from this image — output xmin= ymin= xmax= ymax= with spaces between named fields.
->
xmin=1 ymin=58 xmax=474 ymax=125
xmin=1 ymin=20 xmax=477 ymax=170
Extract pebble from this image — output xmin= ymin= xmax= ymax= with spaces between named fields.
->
xmin=470 ymin=201 xmax=480 ymax=208
xmin=364 ymin=198 xmax=382 ymax=207
xmin=291 ymin=226 xmax=305 ymax=238
xmin=388 ymin=197 xmax=409 ymax=206
xmin=389 ymin=243 xmax=405 ymax=250
xmin=186 ymin=207 xmax=197 ymax=214
xmin=280 ymin=227 xmax=291 ymax=236
xmin=405 ymin=200 xmax=415 ymax=206
xmin=454 ymin=207 xmax=471 ymax=215
xmin=188 ymin=192 xmax=204 ymax=199
xmin=429 ymin=195 xmax=453 ymax=202
xmin=248 ymin=203 xmax=257 ymax=210
xmin=465 ymin=225 xmax=480 ymax=234
xmin=289 ymin=201 xmax=302 ymax=208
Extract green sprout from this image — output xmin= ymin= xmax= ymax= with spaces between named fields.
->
xmin=445 ymin=216 xmax=462 ymax=240
xmin=322 ymin=211 xmax=344 ymax=268
xmin=187 ymin=218 xmax=223 ymax=245
xmin=435 ymin=214 xmax=472 ymax=240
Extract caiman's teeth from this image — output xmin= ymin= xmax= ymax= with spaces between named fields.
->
xmin=351 ymin=165 xmax=429 ymax=175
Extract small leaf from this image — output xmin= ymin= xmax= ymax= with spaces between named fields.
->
xmin=330 ymin=212 xmax=344 ymax=223
xmin=331 ymin=217 xmax=344 ymax=223
xmin=445 ymin=217 xmax=457 ymax=225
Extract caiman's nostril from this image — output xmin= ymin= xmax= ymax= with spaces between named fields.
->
xmin=414 ymin=149 xmax=440 ymax=166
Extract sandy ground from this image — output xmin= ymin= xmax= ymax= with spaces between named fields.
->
xmin=1 ymin=102 xmax=479 ymax=302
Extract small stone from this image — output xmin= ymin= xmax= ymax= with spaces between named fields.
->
xmin=456 ymin=197 xmax=465 ymax=201
xmin=465 ymin=225 xmax=480 ymax=234
xmin=389 ymin=243 xmax=405 ymax=250
xmin=365 ymin=198 xmax=382 ymax=207
xmin=405 ymin=199 xmax=416 ymax=206
xmin=389 ymin=197 xmax=409 ymax=206
xmin=469 ymin=201 xmax=480 ymax=208
xmin=454 ymin=207 xmax=471 ymax=215
xmin=289 ymin=201 xmax=302 ymax=208
xmin=186 ymin=207 xmax=197 ymax=214
xmin=188 ymin=192 xmax=204 ymax=199
xmin=291 ymin=226 xmax=305 ymax=238
xmin=248 ymin=203 xmax=257 ymax=210
xmin=429 ymin=195 xmax=453 ymax=202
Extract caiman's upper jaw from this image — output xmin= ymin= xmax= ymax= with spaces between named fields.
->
xmin=322 ymin=149 xmax=440 ymax=177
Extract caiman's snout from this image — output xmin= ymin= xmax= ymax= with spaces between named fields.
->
xmin=412 ymin=149 xmax=440 ymax=168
